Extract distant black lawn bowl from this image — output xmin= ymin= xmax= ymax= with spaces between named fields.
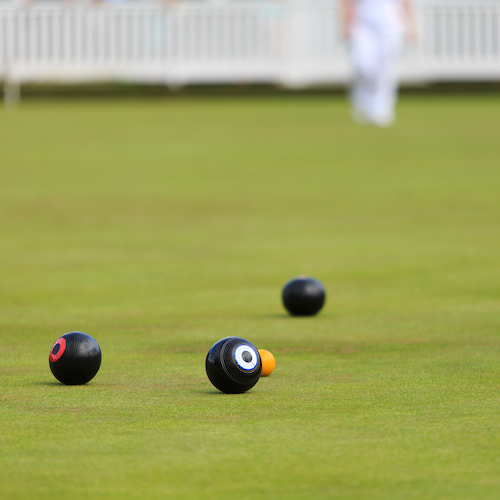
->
xmin=49 ymin=331 xmax=102 ymax=385
xmin=206 ymin=337 xmax=262 ymax=394
xmin=282 ymin=276 xmax=326 ymax=316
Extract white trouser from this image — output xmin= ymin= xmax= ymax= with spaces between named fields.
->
xmin=350 ymin=19 xmax=403 ymax=124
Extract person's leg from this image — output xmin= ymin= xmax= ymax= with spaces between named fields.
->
xmin=350 ymin=22 xmax=378 ymax=124
xmin=369 ymin=25 xmax=403 ymax=126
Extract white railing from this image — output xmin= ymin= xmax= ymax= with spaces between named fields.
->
xmin=1 ymin=1 xmax=500 ymax=101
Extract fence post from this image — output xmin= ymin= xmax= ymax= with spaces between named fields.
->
xmin=3 ymin=6 xmax=20 ymax=109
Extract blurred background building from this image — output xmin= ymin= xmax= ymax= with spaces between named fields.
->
xmin=1 ymin=0 xmax=499 ymax=103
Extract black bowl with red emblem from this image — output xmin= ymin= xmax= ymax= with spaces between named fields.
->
xmin=49 ymin=331 xmax=102 ymax=385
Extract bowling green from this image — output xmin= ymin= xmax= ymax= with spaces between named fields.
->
xmin=1 ymin=91 xmax=499 ymax=500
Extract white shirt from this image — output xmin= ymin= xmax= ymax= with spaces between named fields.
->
xmin=355 ymin=0 xmax=404 ymax=26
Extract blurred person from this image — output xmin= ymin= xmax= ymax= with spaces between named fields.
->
xmin=340 ymin=0 xmax=416 ymax=127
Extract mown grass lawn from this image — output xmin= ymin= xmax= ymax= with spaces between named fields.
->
xmin=1 ymin=93 xmax=499 ymax=499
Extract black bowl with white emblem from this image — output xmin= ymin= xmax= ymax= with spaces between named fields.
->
xmin=205 ymin=337 xmax=262 ymax=394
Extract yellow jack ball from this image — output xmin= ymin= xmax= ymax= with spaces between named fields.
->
xmin=258 ymin=349 xmax=276 ymax=377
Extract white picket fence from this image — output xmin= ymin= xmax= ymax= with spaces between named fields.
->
xmin=1 ymin=0 xmax=500 ymax=102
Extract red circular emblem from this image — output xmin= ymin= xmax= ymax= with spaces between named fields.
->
xmin=49 ymin=337 xmax=67 ymax=362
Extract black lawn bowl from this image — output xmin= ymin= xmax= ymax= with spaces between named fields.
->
xmin=206 ymin=337 xmax=262 ymax=394
xmin=49 ymin=331 xmax=102 ymax=385
xmin=282 ymin=276 xmax=326 ymax=316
